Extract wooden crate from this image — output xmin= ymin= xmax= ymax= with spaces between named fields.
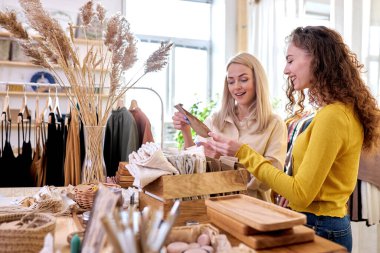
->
xmin=139 ymin=169 xmax=249 ymax=226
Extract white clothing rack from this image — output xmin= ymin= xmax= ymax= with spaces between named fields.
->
xmin=0 ymin=82 xmax=165 ymax=148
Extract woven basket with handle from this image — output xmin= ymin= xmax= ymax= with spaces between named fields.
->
xmin=74 ymin=183 xmax=121 ymax=209
xmin=0 ymin=212 xmax=56 ymax=253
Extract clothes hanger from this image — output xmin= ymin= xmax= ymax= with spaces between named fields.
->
xmin=129 ymin=99 xmax=138 ymax=110
xmin=65 ymin=103 xmax=71 ymax=127
xmin=18 ymin=85 xmax=30 ymax=123
xmin=35 ymin=84 xmax=41 ymax=125
xmin=114 ymin=95 xmax=125 ymax=110
xmin=48 ymin=88 xmax=53 ymax=113
xmin=1 ymin=84 xmax=10 ymax=121
xmin=53 ymin=86 xmax=62 ymax=118
xmin=43 ymin=88 xmax=54 ymax=124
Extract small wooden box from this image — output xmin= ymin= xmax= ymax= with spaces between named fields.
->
xmin=117 ymin=162 xmax=134 ymax=188
xmin=139 ymin=169 xmax=249 ymax=226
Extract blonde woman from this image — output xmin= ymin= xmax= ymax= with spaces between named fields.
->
xmin=172 ymin=52 xmax=287 ymax=202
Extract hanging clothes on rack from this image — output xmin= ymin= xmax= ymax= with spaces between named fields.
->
xmin=103 ymin=106 xmax=139 ymax=177
xmin=348 ymin=148 xmax=380 ymax=225
xmin=31 ymin=92 xmax=46 ymax=187
xmin=284 ymin=110 xmax=315 ymax=175
xmin=15 ymin=112 xmax=33 ymax=187
xmin=64 ymin=108 xmax=82 ymax=186
xmin=1 ymin=113 xmax=16 ymax=187
xmin=0 ymin=114 xmax=12 ymax=187
xmin=358 ymin=150 xmax=380 ymax=189
xmin=45 ymin=111 xmax=65 ymax=186
xmin=0 ymin=82 xmax=165 ymax=186
xmin=348 ymin=179 xmax=363 ymax=222
xmin=30 ymin=120 xmax=47 ymax=187
xmin=129 ymin=99 xmax=154 ymax=148
xmin=0 ymin=86 xmax=10 ymax=186
xmin=0 ymin=118 xmax=2 ymax=185
xmin=360 ymin=181 xmax=380 ymax=226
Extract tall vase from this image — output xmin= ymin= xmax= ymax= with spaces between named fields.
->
xmin=82 ymin=125 xmax=107 ymax=184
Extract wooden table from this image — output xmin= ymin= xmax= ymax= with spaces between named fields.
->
xmin=0 ymin=187 xmax=348 ymax=253
xmin=224 ymin=230 xmax=348 ymax=253
xmin=55 ymin=216 xmax=348 ymax=253
xmin=55 ymin=216 xmax=77 ymax=253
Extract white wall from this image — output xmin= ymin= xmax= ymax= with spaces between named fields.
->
xmin=210 ymin=0 xmax=238 ymax=104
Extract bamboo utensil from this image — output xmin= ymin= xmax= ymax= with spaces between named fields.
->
xmin=101 ymin=200 xmax=181 ymax=253
xmin=150 ymin=200 xmax=180 ymax=251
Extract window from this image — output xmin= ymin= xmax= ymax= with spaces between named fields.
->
xmin=367 ymin=26 xmax=380 ymax=98
xmin=249 ymin=0 xmax=380 ymax=117
xmin=124 ymin=0 xmax=212 ymax=146
xmin=366 ymin=0 xmax=380 ymax=100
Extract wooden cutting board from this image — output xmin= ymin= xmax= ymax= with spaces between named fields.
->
xmin=228 ymin=223 xmax=314 ymax=250
xmin=207 ymin=207 xmax=261 ymax=235
xmin=207 ymin=206 xmax=315 ymax=249
xmin=205 ymin=194 xmax=306 ymax=231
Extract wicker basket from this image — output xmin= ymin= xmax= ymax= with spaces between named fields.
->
xmin=74 ymin=183 xmax=121 ymax=209
xmin=0 ymin=212 xmax=56 ymax=253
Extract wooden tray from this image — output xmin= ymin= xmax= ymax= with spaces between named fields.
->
xmin=207 ymin=205 xmax=315 ymax=249
xmin=207 ymin=207 xmax=261 ymax=235
xmin=222 ymin=223 xmax=314 ymax=250
xmin=205 ymin=194 xmax=306 ymax=231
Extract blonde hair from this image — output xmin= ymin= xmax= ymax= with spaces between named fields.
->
xmin=213 ymin=52 xmax=273 ymax=132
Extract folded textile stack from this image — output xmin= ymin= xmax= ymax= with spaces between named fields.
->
xmin=165 ymin=145 xmax=207 ymax=175
xmin=126 ymin=142 xmax=179 ymax=188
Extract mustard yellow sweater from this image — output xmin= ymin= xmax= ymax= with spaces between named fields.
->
xmin=236 ymin=103 xmax=363 ymax=217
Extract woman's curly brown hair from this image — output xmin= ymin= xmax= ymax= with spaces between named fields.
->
xmin=285 ymin=26 xmax=380 ymax=152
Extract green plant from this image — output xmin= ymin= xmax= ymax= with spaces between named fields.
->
xmin=175 ymin=98 xmax=217 ymax=149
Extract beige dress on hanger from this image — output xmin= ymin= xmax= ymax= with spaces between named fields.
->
xmin=64 ymin=108 xmax=81 ymax=186
xmin=30 ymin=121 xmax=47 ymax=187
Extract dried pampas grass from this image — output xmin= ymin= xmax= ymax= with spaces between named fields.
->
xmin=0 ymin=0 xmax=172 ymax=126
xmin=0 ymin=0 xmax=173 ymax=183
xmin=0 ymin=11 xmax=29 ymax=40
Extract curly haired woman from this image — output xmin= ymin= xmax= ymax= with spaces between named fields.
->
xmin=202 ymin=26 xmax=380 ymax=252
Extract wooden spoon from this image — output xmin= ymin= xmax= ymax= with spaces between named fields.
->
xmin=174 ymin=104 xmax=211 ymax=138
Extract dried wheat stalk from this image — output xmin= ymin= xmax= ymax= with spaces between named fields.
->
xmin=0 ymin=0 xmax=173 ymax=183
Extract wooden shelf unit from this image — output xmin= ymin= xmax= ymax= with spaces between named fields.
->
xmin=0 ymin=31 xmax=103 ymax=46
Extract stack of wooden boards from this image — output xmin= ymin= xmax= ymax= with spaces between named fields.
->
xmin=115 ymin=162 xmax=134 ymax=188
xmin=205 ymin=194 xmax=315 ymax=250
